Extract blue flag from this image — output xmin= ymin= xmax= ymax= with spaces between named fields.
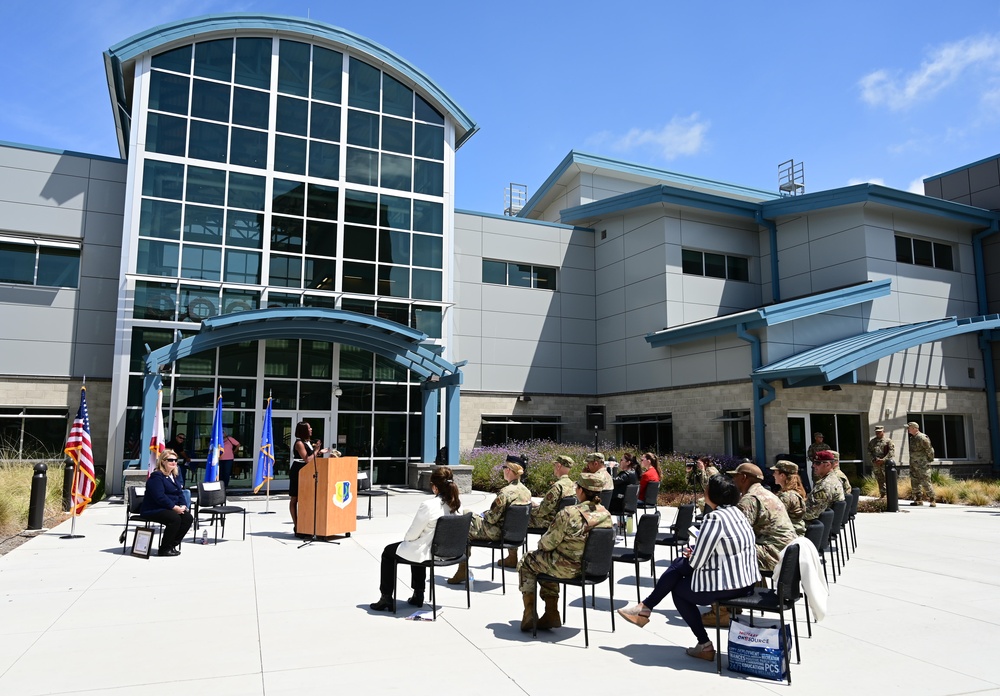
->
xmin=204 ymin=394 xmax=224 ymax=483
xmin=253 ymin=397 xmax=274 ymax=493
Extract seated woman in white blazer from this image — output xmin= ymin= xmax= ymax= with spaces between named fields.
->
xmin=370 ymin=466 xmax=462 ymax=611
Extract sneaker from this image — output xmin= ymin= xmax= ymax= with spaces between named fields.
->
xmin=617 ymin=603 xmax=651 ymax=627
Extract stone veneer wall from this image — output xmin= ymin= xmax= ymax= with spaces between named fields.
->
xmin=460 ymin=382 xmax=994 ymax=471
xmin=0 ymin=377 xmax=112 ymax=471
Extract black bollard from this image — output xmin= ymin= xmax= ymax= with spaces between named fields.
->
xmin=885 ymin=459 xmax=899 ymax=513
xmin=28 ymin=463 xmax=48 ymax=530
xmin=62 ymin=459 xmax=74 ymax=512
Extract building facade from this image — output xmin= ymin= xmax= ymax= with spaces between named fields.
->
xmin=1 ymin=13 xmax=999 ymax=495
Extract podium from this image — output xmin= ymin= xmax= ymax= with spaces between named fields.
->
xmin=296 ymin=456 xmax=359 ymax=538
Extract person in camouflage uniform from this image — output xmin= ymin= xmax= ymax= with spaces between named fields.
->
xmin=703 ymin=462 xmax=796 ymax=626
xmin=448 ymin=456 xmax=531 ymax=584
xmin=867 ymin=425 xmax=895 ymax=498
xmin=907 ymin=421 xmax=936 ymax=507
xmin=802 ymin=450 xmax=846 ymax=521
xmin=517 ymin=472 xmax=612 ymax=631
xmin=686 ymin=456 xmax=720 ymax=512
xmin=770 ymin=460 xmax=806 ymax=536
xmin=806 ymin=432 xmax=830 ymax=464
xmin=499 ymin=455 xmax=576 ymax=568
xmin=827 ymin=450 xmax=853 ymax=499
xmin=584 ymin=452 xmax=613 ymax=490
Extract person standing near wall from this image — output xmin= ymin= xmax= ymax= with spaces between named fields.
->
xmin=867 ymin=425 xmax=895 ymax=498
xmin=906 ymin=422 xmax=936 ymax=507
xmin=219 ymin=431 xmax=240 ymax=488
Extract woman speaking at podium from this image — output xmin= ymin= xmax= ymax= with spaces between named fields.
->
xmin=370 ymin=466 xmax=462 ymax=611
xmin=289 ymin=421 xmax=328 ymax=528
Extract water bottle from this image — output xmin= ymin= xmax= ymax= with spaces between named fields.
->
xmin=201 ymin=529 xmax=208 ymax=545
xmin=468 ymin=569 xmax=475 ymax=592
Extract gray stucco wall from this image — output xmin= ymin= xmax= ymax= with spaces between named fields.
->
xmin=0 ymin=143 xmax=126 ymax=379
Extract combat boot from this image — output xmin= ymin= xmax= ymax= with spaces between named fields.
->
xmin=497 ymin=548 xmax=518 ymax=568
xmin=520 ymin=593 xmax=537 ymax=632
xmin=536 ymin=595 xmax=562 ymax=630
xmin=701 ymin=604 xmax=731 ymax=627
xmin=447 ymin=561 xmax=468 ymax=585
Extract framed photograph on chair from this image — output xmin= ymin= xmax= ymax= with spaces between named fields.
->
xmin=131 ymin=527 xmax=153 ymax=559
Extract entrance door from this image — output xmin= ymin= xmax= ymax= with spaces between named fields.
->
xmin=261 ymin=412 xmax=329 ymax=489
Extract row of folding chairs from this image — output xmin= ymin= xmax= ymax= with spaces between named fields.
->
xmin=120 ymin=481 xmax=246 ymax=553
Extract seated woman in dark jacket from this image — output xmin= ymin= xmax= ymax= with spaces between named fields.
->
xmin=141 ymin=449 xmax=194 ymax=557
xmin=609 ymin=453 xmax=639 ymax=514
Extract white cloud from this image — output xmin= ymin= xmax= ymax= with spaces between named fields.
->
xmin=589 ymin=113 xmax=710 ymax=161
xmin=859 ymin=35 xmax=1000 ymax=110
xmin=847 ymin=177 xmax=885 ymax=186
xmin=907 ymin=177 xmax=929 ymax=195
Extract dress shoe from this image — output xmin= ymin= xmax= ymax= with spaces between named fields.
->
xmin=617 ymin=603 xmax=651 ymax=627
xmin=407 ymin=594 xmax=424 ymax=607
xmin=685 ymin=641 xmax=716 ymax=661
xmin=369 ymin=595 xmax=393 ymax=611
xmin=159 ymin=548 xmax=180 ymax=557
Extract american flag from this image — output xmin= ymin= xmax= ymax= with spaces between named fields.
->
xmin=64 ymin=387 xmax=96 ymax=515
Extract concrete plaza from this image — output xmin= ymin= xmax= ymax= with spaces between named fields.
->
xmin=0 ymin=488 xmax=997 ymax=695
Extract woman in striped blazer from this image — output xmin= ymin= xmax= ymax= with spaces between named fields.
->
xmin=618 ymin=473 xmax=761 ymax=662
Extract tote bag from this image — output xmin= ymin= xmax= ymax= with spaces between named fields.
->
xmin=727 ymin=615 xmax=790 ymax=681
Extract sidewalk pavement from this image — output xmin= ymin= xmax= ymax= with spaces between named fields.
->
xmin=1 ymin=489 xmax=998 ymax=695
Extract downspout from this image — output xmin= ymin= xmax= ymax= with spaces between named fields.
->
xmin=756 ymin=211 xmax=780 ymax=303
xmin=973 ymin=219 xmax=1000 ymax=472
xmin=737 ymin=323 xmax=776 ymax=466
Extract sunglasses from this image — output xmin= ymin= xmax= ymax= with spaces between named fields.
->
xmin=165 ymin=458 xmax=178 ymax=462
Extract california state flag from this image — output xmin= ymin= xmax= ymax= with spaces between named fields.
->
xmin=147 ymin=390 xmax=165 ymax=478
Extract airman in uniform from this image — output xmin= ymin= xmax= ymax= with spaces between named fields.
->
xmin=448 ymin=455 xmax=531 ymax=584
xmin=867 ymin=425 xmax=895 ymax=498
xmin=806 ymin=432 xmax=830 ymax=463
xmin=499 ymin=455 xmax=576 ymax=568
xmin=771 ymin=460 xmax=806 ymax=536
xmin=907 ymin=422 xmax=936 ymax=507
xmin=584 ymin=452 xmax=613 ymax=490
xmin=828 ymin=450 xmax=853 ymax=499
xmin=517 ymin=471 xmax=612 ymax=631
xmin=803 ymin=450 xmax=846 ymax=521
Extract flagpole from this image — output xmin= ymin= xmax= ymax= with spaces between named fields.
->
xmin=61 ymin=381 xmax=90 ymax=539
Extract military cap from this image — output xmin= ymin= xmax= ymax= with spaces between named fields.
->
xmin=906 ymin=421 xmax=920 ymax=429
xmin=576 ymin=471 xmax=605 ymax=492
xmin=813 ymin=432 xmax=824 ymax=438
xmin=584 ymin=452 xmax=605 ymax=464
xmin=874 ymin=425 xmax=884 ymax=432
xmin=554 ymin=455 xmax=574 ymax=467
xmin=727 ymin=462 xmax=764 ymax=480
xmin=770 ymin=460 xmax=799 ymax=475
xmin=813 ymin=450 xmax=837 ymax=462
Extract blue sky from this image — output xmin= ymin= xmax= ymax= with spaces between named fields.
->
xmin=2 ymin=0 xmax=999 ymax=214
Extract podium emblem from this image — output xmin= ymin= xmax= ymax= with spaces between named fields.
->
xmin=332 ymin=480 xmax=353 ymax=509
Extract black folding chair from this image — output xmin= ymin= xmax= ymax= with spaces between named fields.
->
xmin=533 ymin=526 xmax=616 ymax=647
xmin=618 ymin=484 xmax=639 ymax=547
xmin=525 ymin=495 xmax=577 ymax=550
xmin=469 ymin=504 xmax=530 ymax=594
xmin=394 ymin=512 xmax=473 ymax=621
xmin=120 ymin=486 xmax=164 ymax=553
xmin=611 ymin=512 xmax=659 ymax=602
xmin=717 ymin=543 xmax=802 ymax=685
xmin=636 ymin=481 xmax=660 ymax=514
xmin=358 ymin=471 xmax=390 ymax=518
xmin=193 ymin=481 xmax=246 ymax=544
xmin=655 ymin=503 xmax=695 ymax=559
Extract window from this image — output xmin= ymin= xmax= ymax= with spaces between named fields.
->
xmin=481 ymin=259 xmax=558 ymax=290
xmin=0 ymin=408 xmax=70 ymax=459
xmin=906 ymin=413 xmax=967 ymax=459
xmin=0 ymin=241 xmax=80 ymax=288
xmin=612 ymin=413 xmax=673 ymax=453
xmin=722 ymin=410 xmax=752 ymax=459
xmin=481 ymin=416 xmax=562 ymax=446
xmin=895 ymin=235 xmax=954 ymax=271
xmin=682 ymin=249 xmax=749 ymax=281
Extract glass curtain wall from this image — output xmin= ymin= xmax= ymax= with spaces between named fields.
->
xmin=122 ymin=35 xmax=448 ymax=484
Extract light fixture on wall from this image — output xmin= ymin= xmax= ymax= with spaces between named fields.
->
xmin=822 ymin=385 xmax=842 ymax=392
xmin=518 ymin=394 xmax=532 ymax=402
xmin=334 ymin=387 xmax=343 ymax=398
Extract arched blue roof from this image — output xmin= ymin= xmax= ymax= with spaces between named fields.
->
xmin=143 ymin=307 xmax=462 ymax=384
xmin=104 ymin=13 xmax=477 ymax=157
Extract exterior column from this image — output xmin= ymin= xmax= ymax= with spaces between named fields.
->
xmin=421 ymin=385 xmax=439 ymax=463
xmin=445 ymin=383 xmax=460 ymax=466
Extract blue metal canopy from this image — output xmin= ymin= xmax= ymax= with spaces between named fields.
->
xmin=754 ymin=314 xmax=1000 ymax=384
xmin=141 ymin=308 xmax=463 ymax=468
xmin=645 ymin=279 xmax=892 ymax=348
